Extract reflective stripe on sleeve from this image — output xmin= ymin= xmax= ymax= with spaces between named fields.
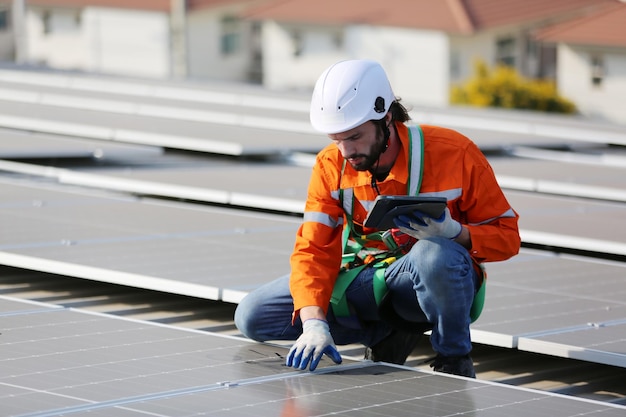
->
xmin=418 ymin=188 xmax=462 ymax=201
xmin=469 ymin=208 xmax=517 ymax=226
xmin=303 ymin=211 xmax=343 ymax=228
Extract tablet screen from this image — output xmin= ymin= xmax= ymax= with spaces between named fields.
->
xmin=363 ymin=195 xmax=447 ymax=230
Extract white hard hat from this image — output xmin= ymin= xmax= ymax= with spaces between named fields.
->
xmin=310 ymin=60 xmax=395 ymax=134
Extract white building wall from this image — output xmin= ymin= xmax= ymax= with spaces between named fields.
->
xmin=25 ymin=6 xmax=169 ymax=78
xmin=351 ymin=26 xmax=450 ymax=108
xmin=557 ymin=44 xmax=626 ymax=125
xmin=260 ymin=21 xmax=345 ymax=91
xmin=261 ymin=22 xmax=450 ymax=108
xmin=26 ymin=7 xmax=89 ymax=68
xmin=82 ymin=8 xmax=169 ymax=78
xmin=186 ymin=6 xmax=252 ymax=82
xmin=450 ymin=32 xmax=495 ymax=82
xmin=0 ymin=30 xmax=13 ymax=60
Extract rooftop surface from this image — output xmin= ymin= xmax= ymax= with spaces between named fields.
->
xmin=0 ymin=66 xmax=625 ymax=415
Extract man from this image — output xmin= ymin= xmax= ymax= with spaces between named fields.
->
xmin=235 ymin=59 xmax=520 ymax=378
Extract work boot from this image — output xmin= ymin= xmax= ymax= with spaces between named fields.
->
xmin=429 ymin=353 xmax=476 ymax=378
xmin=364 ymin=329 xmax=422 ymax=365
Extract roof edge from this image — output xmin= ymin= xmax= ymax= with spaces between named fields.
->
xmin=446 ymin=0 xmax=475 ymax=34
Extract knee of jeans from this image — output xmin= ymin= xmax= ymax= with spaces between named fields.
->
xmin=234 ymin=297 xmax=261 ymax=341
xmin=408 ymin=238 xmax=450 ymax=274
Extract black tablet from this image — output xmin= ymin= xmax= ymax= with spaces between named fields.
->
xmin=363 ymin=195 xmax=448 ymax=230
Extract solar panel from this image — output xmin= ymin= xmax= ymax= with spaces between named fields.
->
xmin=4 ymin=68 xmax=626 ymax=156
xmin=2 ymin=296 xmax=623 ymax=417
xmin=62 ymin=168 xmax=626 ymax=256
xmin=518 ymin=323 xmax=626 ymax=368
xmin=1 ymin=178 xmax=625 ymax=367
xmin=1 ymin=67 xmax=625 ymax=380
xmin=60 ymin=161 xmax=309 ymax=213
xmin=0 ymin=99 xmax=326 ymax=156
xmin=0 ymin=180 xmax=297 ymax=302
xmin=507 ymin=191 xmax=626 ymax=255
xmin=490 ymin=156 xmax=626 ymax=202
xmin=3 ymin=148 xmax=626 ymax=254
xmin=472 ymin=250 xmax=626 ymax=365
xmin=0 ymin=129 xmax=160 ymax=160
xmin=411 ymin=106 xmax=626 ymax=147
xmin=0 ymin=68 xmax=312 ymax=113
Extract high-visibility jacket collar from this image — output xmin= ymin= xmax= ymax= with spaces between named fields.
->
xmin=338 ymin=122 xmax=412 ymax=190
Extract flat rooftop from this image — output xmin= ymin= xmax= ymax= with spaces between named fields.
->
xmin=0 ymin=66 xmax=625 ymax=415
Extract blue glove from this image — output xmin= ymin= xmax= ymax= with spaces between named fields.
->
xmin=394 ymin=207 xmax=462 ymax=240
xmin=286 ymin=319 xmax=342 ymax=371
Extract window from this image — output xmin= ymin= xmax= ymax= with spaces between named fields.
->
xmin=288 ymin=27 xmax=344 ymax=57
xmin=292 ymin=30 xmax=303 ymax=57
xmin=450 ymin=51 xmax=461 ymax=79
xmin=41 ymin=8 xmax=81 ymax=35
xmin=496 ymin=37 xmax=516 ymax=67
xmin=220 ymin=15 xmax=241 ymax=55
xmin=332 ymin=30 xmax=344 ymax=50
xmin=591 ymin=55 xmax=604 ymax=87
xmin=0 ymin=9 xmax=9 ymax=31
xmin=42 ymin=10 xmax=52 ymax=34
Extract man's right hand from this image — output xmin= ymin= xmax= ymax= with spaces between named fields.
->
xmin=394 ymin=207 xmax=462 ymax=240
xmin=286 ymin=319 xmax=342 ymax=371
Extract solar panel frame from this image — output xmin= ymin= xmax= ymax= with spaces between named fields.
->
xmin=518 ymin=323 xmax=626 ymax=367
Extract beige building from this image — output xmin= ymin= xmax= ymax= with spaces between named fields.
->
xmin=243 ymin=0 xmax=626 ymax=123
xmin=3 ymin=0 xmax=259 ymax=81
xmin=1 ymin=0 xmax=625 ymax=124
xmin=536 ymin=2 xmax=626 ymax=124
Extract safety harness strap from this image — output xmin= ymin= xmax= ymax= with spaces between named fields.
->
xmin=330 ymin=125 xmax=424 ymax=319
xmin=330 ymin=124 xmax=487 ymax=323
xmin=329 ymin=264 xmax=366 ymax=318
xmin=469 ymin=265 xmax=486 ymax=322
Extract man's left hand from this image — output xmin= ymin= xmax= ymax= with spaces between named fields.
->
xmin=394 ymin=207 xmax=462 ymax=240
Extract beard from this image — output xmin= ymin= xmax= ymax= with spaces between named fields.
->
xmin=345 ymin=128 xmax=387 ymax=171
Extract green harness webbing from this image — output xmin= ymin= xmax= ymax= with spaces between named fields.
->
xmin=469 ymin=266 xmax=486 ymax=322
xmin=329 ymin=264 xmax=388 ymax=318
xmin=329 ymin=124 xmax=486 ymax=323
xmin=330 ymin=125 xmax=423 ymax=320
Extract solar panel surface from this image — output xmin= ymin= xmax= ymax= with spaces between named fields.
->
xmin=2 ymin=296 xmax=624 ymax=417
xmin=0 ymin=66 xmax=625 ymax=414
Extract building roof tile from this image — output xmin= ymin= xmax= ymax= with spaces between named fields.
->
xmin=22 ymin=0 xmax=626 ymax=49
xmin=534 ymin=2 xmax=626 ymax=47
xmin=462 ymin=0 xmax=614 ymax=28
xmin=242 ymin=0 xmax=616 ymax=34
xmin=242 ymin=0 xmax=475 ymax=34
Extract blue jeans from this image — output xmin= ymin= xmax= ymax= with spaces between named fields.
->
xmin=234 ymin=236 xmax=478 ymax=356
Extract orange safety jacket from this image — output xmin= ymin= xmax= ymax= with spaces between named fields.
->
xmin=289 ymin=123 xmax=520 ymax=316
